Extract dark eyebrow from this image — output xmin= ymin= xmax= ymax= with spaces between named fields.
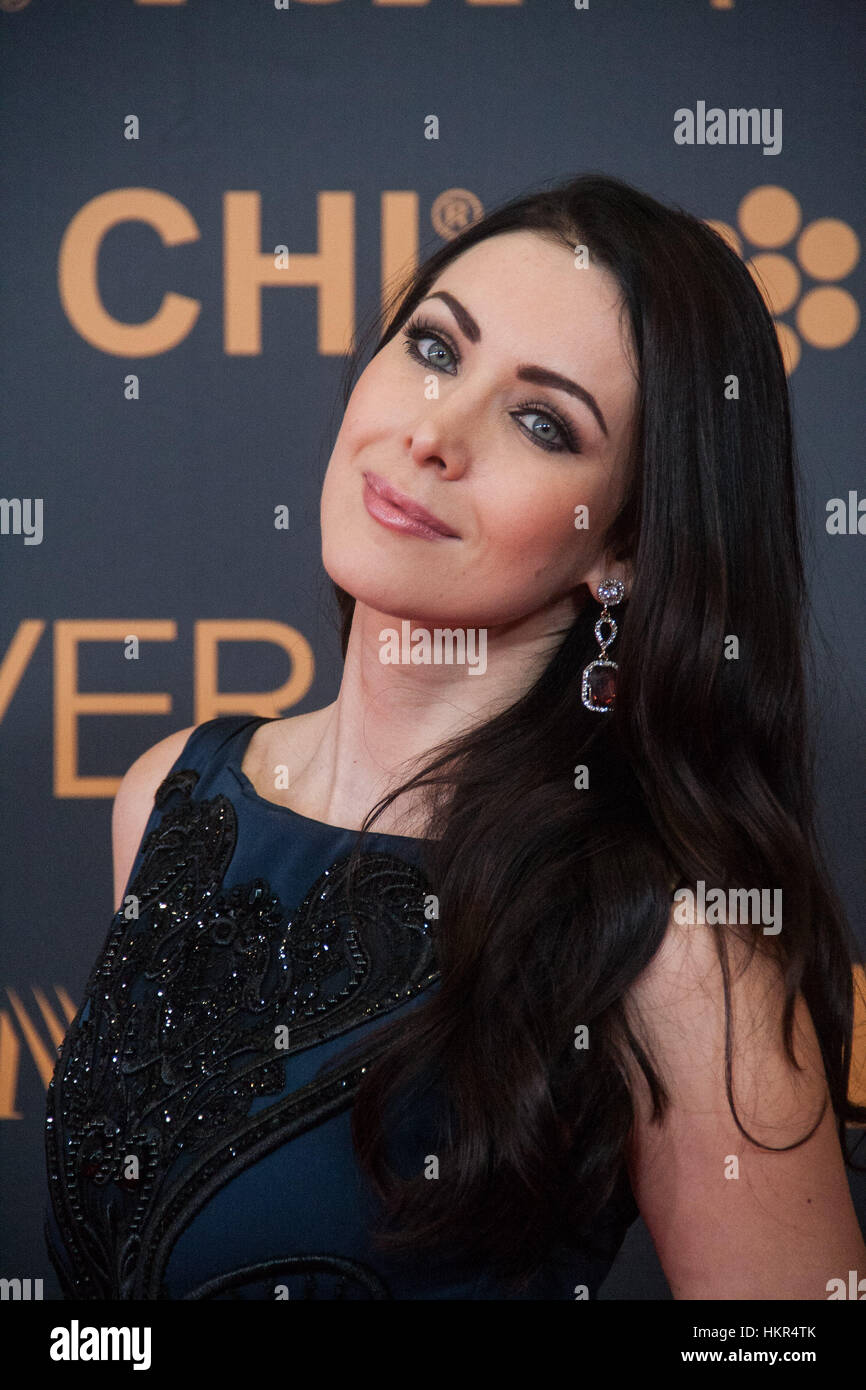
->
xmin=421 ymin=289 xmax=609 ymax=438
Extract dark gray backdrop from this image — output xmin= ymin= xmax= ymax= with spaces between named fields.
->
xmin=2 ymin=0 xmax=864 ymax=1300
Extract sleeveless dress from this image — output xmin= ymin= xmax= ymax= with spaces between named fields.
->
xmin=44 ymin=715 xmax=638 ymax=1300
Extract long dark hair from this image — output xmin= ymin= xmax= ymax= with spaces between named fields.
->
xmin=320 ymin=172 xmax=866 ymax=1288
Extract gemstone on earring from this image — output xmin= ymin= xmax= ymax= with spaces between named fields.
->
xmin=597 ymin=578 xmax=624 ymax=605
xmin=581 ymin=659 xmax=617 ymax=712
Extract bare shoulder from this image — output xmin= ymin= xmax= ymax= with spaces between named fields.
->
xmin=623 ymin=907 xmax=821 ymax=1140
xmin=620 ymin=905 xmax=866 ymax=1298
xmin=111 ymin=724 xmax=198 ymax=912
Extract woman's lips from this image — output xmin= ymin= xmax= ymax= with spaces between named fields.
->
xmin=362 ymin=471 xmax=459 ymax=541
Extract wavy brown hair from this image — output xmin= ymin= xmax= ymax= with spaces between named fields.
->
xmin=318 ymin=172 xmax=866 ymax=1289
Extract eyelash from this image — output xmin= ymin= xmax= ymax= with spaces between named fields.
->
xmin=400 ymin=316 xmax=582 ymax=455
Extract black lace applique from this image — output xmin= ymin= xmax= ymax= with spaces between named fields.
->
xmin=45 ymin=767 xmax=439 ymax=1300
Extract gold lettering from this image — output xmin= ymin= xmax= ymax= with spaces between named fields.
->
xmin=0 ymin=621 xmax=45 ymax=722
xmin=0 ymin=988 xmax=76 ymax=1121
xmin=380 ymin=192 xmax=418 ymax=327
xmin=54 ymin=620 xmax=177 ymax=797
xmin=58 ymin=189 xmax=201 ymax=357
xmin=224 ymin=192 xmax=354 ymax=355
xmin=193 ymin=620 xmax=314 ymax=723
xmin=852 ymin=965 xmax=866 ymax=1108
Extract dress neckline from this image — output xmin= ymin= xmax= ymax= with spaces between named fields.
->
xmin=226 ymin=715 xmax=426 ymax=844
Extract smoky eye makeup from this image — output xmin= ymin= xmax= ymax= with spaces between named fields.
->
xmin=399 ymin=315 xmax=584 ymax=455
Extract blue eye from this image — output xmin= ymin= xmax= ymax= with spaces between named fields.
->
xmin=511 ymin=405 xmax=572 ymax=452
xmin=400 ymin=317 xmax=581 ymax=455
xmin=402 ymin=321 xmax=458 ymax=373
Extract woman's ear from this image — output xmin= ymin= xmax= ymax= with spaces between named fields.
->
xmin=583 ymin=558 xmax=633 ymax=605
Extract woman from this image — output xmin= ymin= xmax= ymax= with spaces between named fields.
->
xmin=45 ymin=173 xmax=866 ymax=1300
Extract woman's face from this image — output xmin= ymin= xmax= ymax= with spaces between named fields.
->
xmin=321 ymin=229 xmax=638 ymax=629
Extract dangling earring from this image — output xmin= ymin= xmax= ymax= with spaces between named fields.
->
xmin=581 ymin=578 xmax=625 ymax=713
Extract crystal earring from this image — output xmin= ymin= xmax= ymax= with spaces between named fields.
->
xmin=581 ymin=578 xmax=625 ymax=713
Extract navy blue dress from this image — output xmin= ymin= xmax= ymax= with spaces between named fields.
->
xmin=45 ymin=715 xmax=638 ymax=1299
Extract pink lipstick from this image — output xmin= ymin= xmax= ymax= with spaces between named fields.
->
xmin=362 ymin=471 xmax=459 ymax=541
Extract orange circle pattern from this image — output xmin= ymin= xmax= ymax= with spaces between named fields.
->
xmin=708 ymin=187 xmax=860 ymax=371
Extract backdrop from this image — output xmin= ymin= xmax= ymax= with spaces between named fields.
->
xmin=2 ymin=0 xmax=864 ymax=1301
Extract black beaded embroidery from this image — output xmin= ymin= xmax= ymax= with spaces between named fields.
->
xmin=45 ymin=767 xmax=439 ymax=1300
